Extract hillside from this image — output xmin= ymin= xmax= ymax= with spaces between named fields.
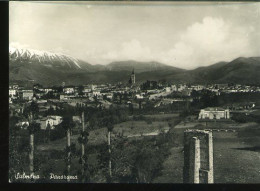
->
xmin=106 ymin=60 xmax=184 ymax=73
xmin=187 ymin=57 xmax=260 ymax=84
xmin=9 ymin=47 xmax=260 ymax=86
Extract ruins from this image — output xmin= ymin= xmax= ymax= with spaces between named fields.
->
xmin=183 ymin=129 xmax=214 ymax=183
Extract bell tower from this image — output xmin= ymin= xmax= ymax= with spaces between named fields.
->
xmin=130 ymin=69 xmax=135 ymax=84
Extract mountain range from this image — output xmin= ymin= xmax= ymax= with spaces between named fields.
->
xmin=9 ymin=47 xmax=260 ymax=87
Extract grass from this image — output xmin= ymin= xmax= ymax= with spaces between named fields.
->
xmin=37 ymin=118 xmax=175 ymax=151
xmin=213 ymin=131 xmax=260 ymax=183
xmin=11 ymin=113 xmax=260 ymax=183
xmin=153 ymin=126 xmax=260 ymax=183
xmin=113 ymin=120 xmax=170 ymax=137
xmin=142 ymin=113 xmax=179 ymax=120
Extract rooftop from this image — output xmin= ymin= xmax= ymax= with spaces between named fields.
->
xmin=203 ymin=107 xmax=228 ymax=111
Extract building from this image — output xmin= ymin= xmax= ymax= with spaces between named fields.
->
xmin=43 ymin=88 xmax=53 ymax=93
xmin=198 ymin=107 xmax=230 ymax=120
xmin=46 ymin=115 xmax=63 ymax=129
xmin=73 ymin=116 xmax=82 ymax=124
xmin=177 ymin=84 xmax=187 ymax=92
xmin=22 ymin=90 xmax=34 ymax=100
xmin=63 ymin=87 xmax=75 ymax=94
xmin=165 ymin=87 xmax=171 ymax=93
xmin=93 ymin=90 xmax=101 ymax=96
xmin=129 ymin=69 xmax=135 ymax=85
xmin=16 ymin=121 xmax=30 ymax=129
xmin=191 ymin=85 xmax=205 ymax=91
xmin=171 ymin=85 xmax=178 ymax=91
xmin=181 ymin=89 xmax=192 ymax=96
xmin=83 ymin=87 xmax=92 ymax=93
xmin=10 ymin=84 xmax=19 ymax=89
xmin=9 ymin=89 xmax=17 ymax=97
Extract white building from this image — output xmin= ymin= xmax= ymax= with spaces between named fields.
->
xmin=165 ymin=87 xmax=171 ymax=93
xmin=177 ymin=84 xmax=187 ymax=92
xmin=171 ymin=85 xmax=178 ymax=91
xmin=135 ymin=94 xmax=144 ymax=99
xmin=93 ymin=90 xmax=101 ymax=96
xmin=73 ymin=116 xmax=82 ymax=124
xmin=83 ymin=87 xmax=92 ymax=93
xmin=63 ymin=87 xmax=75 ymax=94
xmin=191 ymin=85 xmax=205 ymax=91
xmin=22 ymin=90 xmax=34 ymax=100
xmin=44 ymin=88 xmax=53 ymax=93
xmin=198 ymin=107 xmax=230 ymax=120
xmin=46 ymin=115 xmax=63 ymax=129
xmin=9 ymin=89 xmax=17 ymax=97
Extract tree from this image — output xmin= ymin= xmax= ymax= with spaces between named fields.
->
xmin=129 ymin=103 xmax=134 ymax=115
xmin=61 ymin=115 xmax=75 ymax=182
xmin=102 ymin=115 xmax=115 ymax=181
xmin=23 ymin=101 xmax=39 ymax=120
xmin=27 ymin=113 xmax=40 ymax=176
xmin=23 ymin=101 xmax=40 ymax=178
xmin=9 ymin=116 xmax=21 ymax=182
xmin=46 ymin=106 xmax=54 ymax=116
xmin=200 ymin=90 xmax=219 ymax=108
xmin=131 ymin=142 xmax=167 ymax=183
xmin=78 ymin=85 xmax=84 ymax=96
xmin=139 ymin=100 xmax=142 ymax=110
xmin=46 ymin=122 xmax=51 ymax=143
xmin=78 ymin=111 xmax=89 ymax=182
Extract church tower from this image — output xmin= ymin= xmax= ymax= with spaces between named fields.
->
xmin=129 ymin=69 xmax=135 ymax=85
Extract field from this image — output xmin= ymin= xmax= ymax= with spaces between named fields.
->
xmin=153 ymin=123 xmax=260 ymax=183
xmin=11 ymin=113 xmax=260 ymax=183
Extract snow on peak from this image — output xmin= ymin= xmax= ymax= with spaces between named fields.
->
xmin=9 ymin=46 xmax=81 ymax=69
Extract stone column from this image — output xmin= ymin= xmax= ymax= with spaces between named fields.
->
xmin=193 ymin=137 xmax=200 ymax=183
xmin=207 ymin=131 xmax=214 ymax=183
xmin=183 ymin=130 xmax=214 ymax=184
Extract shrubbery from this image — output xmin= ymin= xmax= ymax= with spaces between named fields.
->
xmin=96 ymin=134 xmax=172 ymax=183
xmin=50 ymin=124 xmax=66 ymax=141
xmin=231 ymin=113 xmax=260 ymax=123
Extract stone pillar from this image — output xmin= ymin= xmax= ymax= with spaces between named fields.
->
xmin=207 ymin=131 xmax=214 ymax=183
xmin=183 ymin=130 xmax=214 ymax=183
xmin=193 ymin=137 xmax=200 ymax=183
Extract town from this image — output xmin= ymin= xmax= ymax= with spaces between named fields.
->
xmin=9 ymin=69 xmax=260 ymax=125
xmin=9 ymin=70 xmax=260 ymax=183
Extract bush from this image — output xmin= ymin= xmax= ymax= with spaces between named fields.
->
xmin=50 ymin=125 xmax=66 ymax=141
xmin=231 ymin=113 xmax=259 ymax=123
xmin=145 ymin=119 xmax=153 ymax=125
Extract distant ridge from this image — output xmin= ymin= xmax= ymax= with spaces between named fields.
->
xmin=9 ymin=47 xmax=260 ymax=86
xmin=106 ymin=60 xmax=185 ymax=73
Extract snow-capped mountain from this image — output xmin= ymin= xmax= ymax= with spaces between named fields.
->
xmin=9 ymin=46 xmax=82 ymax=69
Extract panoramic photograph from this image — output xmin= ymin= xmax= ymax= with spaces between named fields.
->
xmin=9 ymin=1 xmax=260 ymax=183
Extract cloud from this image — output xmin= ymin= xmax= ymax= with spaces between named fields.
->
xmin=9 ymin=42 xmax=31 ymax=49
xmin=10 ymin=12 xmax=259 ymax=69
xmin=99 ymin=17 xmax=257 ymax=69
xmin=102 ymin=39 xmax=152 ymax=62
xmin=161 ymin=17 xmax=258 ymax=68
xmin=50 ymin=47 xmax=69 ymax=54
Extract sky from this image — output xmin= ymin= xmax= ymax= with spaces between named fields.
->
xmin=10 ymin=1 xmax=260 ymax=69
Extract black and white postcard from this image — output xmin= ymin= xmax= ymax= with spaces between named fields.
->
xmin=8 ymin=1 xmax=260 ymax=183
